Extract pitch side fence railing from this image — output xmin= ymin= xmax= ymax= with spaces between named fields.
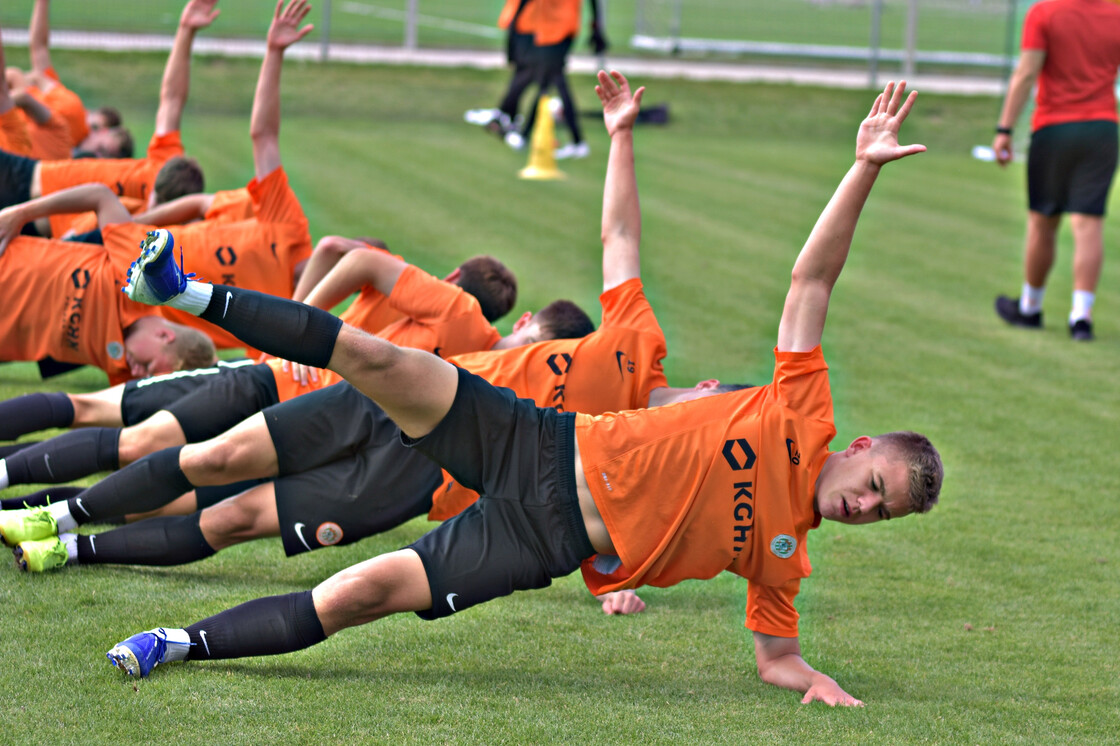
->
xmin=1 ymin=0 xmax=1033 ymax=86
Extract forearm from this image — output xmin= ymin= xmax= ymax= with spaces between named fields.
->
xmin=155 ymin=22 xmax=197 ymax=135
xmin=12 ymin=184 xmax=119 ymax=222
xmin=303 ymin=249 xmax=404 ymax=308
xmin=997 ymin=69 xmax=1036 ymax=132
xmin=250 ymin=49 xmax=284 ymax=179
xmin=13 ymin=91 xmax=52 ymax=125
xmin=30 ymin=0 xmax=52 ymax=73
xmin=294 ymin=238 xmax=370 ymax=304
xmin=600 ymin=128 xmax=640 ymax=289
xmin=131 ymin=193 xmax=212 ymax=227
xmin=790 ymin=159 xmax=879 ymax=287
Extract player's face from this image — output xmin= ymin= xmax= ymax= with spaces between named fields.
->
xmin=78 ymin=129 xmax=120 ymax=158
xmin=124 ymin=328 xmax=178 ymax=379
xmin=814 ymin=438 xmax=912 ymax=525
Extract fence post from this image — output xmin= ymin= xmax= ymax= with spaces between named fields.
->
xmin=405 ymin=0 xmax=419 ymax=51
xmin=319 ymin=0 xmax=331 ymax=62
xmin=868 ymin=0 xmax=884 ymax=88
xmin=903 ymin=0 xmax=918 ymax=79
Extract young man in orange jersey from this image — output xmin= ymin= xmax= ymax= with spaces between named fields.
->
xmin=0 ymin=0 xmax=218 ymax=239
xmin=99 ymin=74 xmax=941 ymax=704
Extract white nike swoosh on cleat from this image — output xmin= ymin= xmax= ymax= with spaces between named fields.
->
xmin=446 ymin=593 xmax=459 ymax=612
xmin=293 ymin=523 xmax=312 ymax=552
xmin=223 ymin=291 xmax=232 ymax=318
xmin=199 ymin=630 xmax=211 ymax=657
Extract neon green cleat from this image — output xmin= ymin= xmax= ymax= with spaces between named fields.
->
xmin=14 ymin=536 xmax=69 ymax=572
xmin=0 ymin=507 xmax=58 ymax=546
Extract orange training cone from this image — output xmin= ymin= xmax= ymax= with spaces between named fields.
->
xmin=519 ymin=95 xmax=565 ymax=180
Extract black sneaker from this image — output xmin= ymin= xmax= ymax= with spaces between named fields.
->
xmin=994 ymin=295 xmax=1042 ymax=328
xmin=1069 ymin=318 xmax=1094 ymax=341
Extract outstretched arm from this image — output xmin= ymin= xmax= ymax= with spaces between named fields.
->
xmin=596 ymin=70 xmax=645 ymax=291
xmin=29 ymin=0 xmax=53 ymax=75
xmin=776 ymin=81 xmax=925 ymax=353
xmin=0 ymin=184 xmax=129 ymax=255
xmin=993 ymin=50 xmax=1044 ymax=167
xmin=298 ymin=239 xmax=402 ymax=307
xmin=130 ymin=193 xmax=215 ymax=227
xmin=0 ymin=29 xmax=14 ymax=115
xmin=251 ymin=0 xmax=313 ymax=180
xmin=754 ymin=632 xmax=863 ymax=706
xmin=291 ymin=235 xmax=376 ymax=302
xmin=154 ymin=0 xmax=220 ymax=136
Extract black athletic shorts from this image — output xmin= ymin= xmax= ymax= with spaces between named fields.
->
xmin=0 ymin=149 xmax=38 ymax=236
xmin=1028 ymin=120 xmax=1118 ymax=216
xmin=121 ymin=359 xmax=259 ymax=426
xmin=405 ymin=367 xmax=594 ymax=621
xmin=264 ymin=382 xmax=440 ymax=555
xmin=529 ymin=35 xmax=573 ymax=74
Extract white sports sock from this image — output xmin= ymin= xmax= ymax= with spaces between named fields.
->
xmin=60 ymin=532 xmax=78 ymax=562
xmin=167 ymin=280 xmax=214 ymax=316
xmin=47 ymin=501 xmax=76 ymax=533
xmin=1021 ymin=284 xmax=1045 ymax=314
xmin=1070 ymin=290 xmax=1095 ymax=323
xmin=0 ymin=460 xmax=7 ymax=489
xmin=152 ymin=627 xmax=192 ymax=662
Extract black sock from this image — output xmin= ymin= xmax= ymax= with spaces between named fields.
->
xmin=0 ymin=486 xmax=85 ymax=510
xmin=3 ymin=428 xmax=120 ymax=485
xmin=0 ymin=440 xmax=41 ymax=458
xmin=0 ymin=392 xmax=74 ymax=439
xmin=76 ymin=513 xmax=215 ymax=565
xmin=184 ymin=590 xmax=326 ymax=660
xmin=65 ymin=446 xmax=191 ymax=524
xmin=200 ymin=286 xmax=342 ymax=369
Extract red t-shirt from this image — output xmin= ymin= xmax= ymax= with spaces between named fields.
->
xmin=0 ymin=235 xmax=148 ymax=384
xmin=575 ymin=346 xmax=836 ymax=639
xmin=1023 ymin=0 xmax=1120 ymax=130
xmin=429 ymin=278 xmax=669 ymax=520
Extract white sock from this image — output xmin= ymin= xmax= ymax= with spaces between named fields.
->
xmin=60 ymin=532 xmax=78 ymax=563
xmin=167 ymin=280 xmax=214 ymax=315
xmin=1021 ymin=284 xmax=1045 ymax=314
xmin=151 ymin=627 xmax=192 ymax=662
xmin=1070 ymin=290 xmax=1095 ymax=323
xmin=0 ymin=460 xmax=8 ymax=490
xmin=47 ymin=501 xmax=77 ymax=533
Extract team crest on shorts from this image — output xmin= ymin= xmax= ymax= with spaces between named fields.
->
xmin=770 ymin=534 xmax=796 ymax=559
xmin=316 ymin=522 xmax=343 ymax=546
xmin=106 ymin=341 xmax=124 ymax=360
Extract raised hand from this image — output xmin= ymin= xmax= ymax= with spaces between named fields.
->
xmin=267 ymin=0 xmax=314 ymax=51
xmin=179 ymin=0 xmax=220 ymax=31
xmin=855 ymin=81 xmax=926 ymax=166
xmin=596 ymin=70 xmax=644 ymax=138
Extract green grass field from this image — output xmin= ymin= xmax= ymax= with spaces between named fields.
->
xmin=0 ymin=48 xmax=1118 ymax=743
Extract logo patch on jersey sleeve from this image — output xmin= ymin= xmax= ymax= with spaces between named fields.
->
xmin=770 ymin=534 xmax=797 ymax=559
xmin=316 ymin=522 xmax=343 ymax=546
xmin=106 ymin=341 xmax=124 ymax=360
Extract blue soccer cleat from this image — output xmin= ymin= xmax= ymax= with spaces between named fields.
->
xmin=106 ymin=628 xmax=174 ymax=678
xmin=123 ymin=229 xmax=191 ymax=305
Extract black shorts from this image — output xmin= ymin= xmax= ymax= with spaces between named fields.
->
xmin=529 ymin=35 xmax=574 ymax=75
xmin=263 ymin=382 xmax=439 ymax=555
xmin=0 ymin=149 xmax=38 ymax=236
xmin=121 ymin=359 xmax=259 ymax=426
xmin=163 ymin=364 xmax=279 ymax=441
xmin=1028 ymin=120 xmax=1118 ymax=216
xmin=405 ymin=367 xmax=594 ymax=621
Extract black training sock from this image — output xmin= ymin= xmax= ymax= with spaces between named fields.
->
xmin=2 ymin=428 xmax=120 ymax=486
xmin=76 ymin=513 xmax=216 ymax=566
xmin=65 ymin=446 xmax=191 ymax=524
xmin=184 ymin=590 xmax=326 ymax=661
xmin=200 ymin=285 xmax=343 ymax=370
xmin=0 ymin=440 xmax=41 ymax=459
xmin=0 ymin=486 xmax=85 ymax=510
xmin=0 ymin=392 xmax=74 ymax=439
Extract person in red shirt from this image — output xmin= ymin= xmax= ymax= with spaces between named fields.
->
xmin=106 ymin=76 xmax=940 ymax=701
xmin=992 ymin=0 xmax=1120 ymax=341
xmin=0 ymin=0 xmax=216 ymax=239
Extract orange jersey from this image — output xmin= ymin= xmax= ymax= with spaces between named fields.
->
xmin=0 ymin=235 xmax=148 ymax=384
xmin=29 ymin=68 xmax=89 ymax=145
xmin=573 ymin=346 xmax=835 ymax=639
xmin=62 ymin=196 xmax=146 ymax=237
xmin=428 ymin=278 xmax=668 ymax=520
xmin=40 ymin=130 xmax=185 ymax=238
xmin=0 ymin=108 xmax=32 ymax=156
xmin=526 ymin=0 xmax=582 ymax=46
xmin=204 ymin=188 xmax=254 ymax=223
xmin=101 ymin=167 xmax=311 ymax=349
xmin=19 ymin=108 xmax=72 ymax=161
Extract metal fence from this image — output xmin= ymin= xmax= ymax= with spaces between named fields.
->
xmin=0 ymin=0 xmax=1030 ymax=79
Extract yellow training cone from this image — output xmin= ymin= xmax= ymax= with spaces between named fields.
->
xmin=519 ymin=95 xmax=565 ymax=180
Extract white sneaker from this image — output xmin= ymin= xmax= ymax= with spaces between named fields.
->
xmin=464 ymin=108 xmax=499 ymax=125
xmin=554 ymin=142 xmax=590 ymax=160
xmin=504 ymin=131 xmax=525 ymax=150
